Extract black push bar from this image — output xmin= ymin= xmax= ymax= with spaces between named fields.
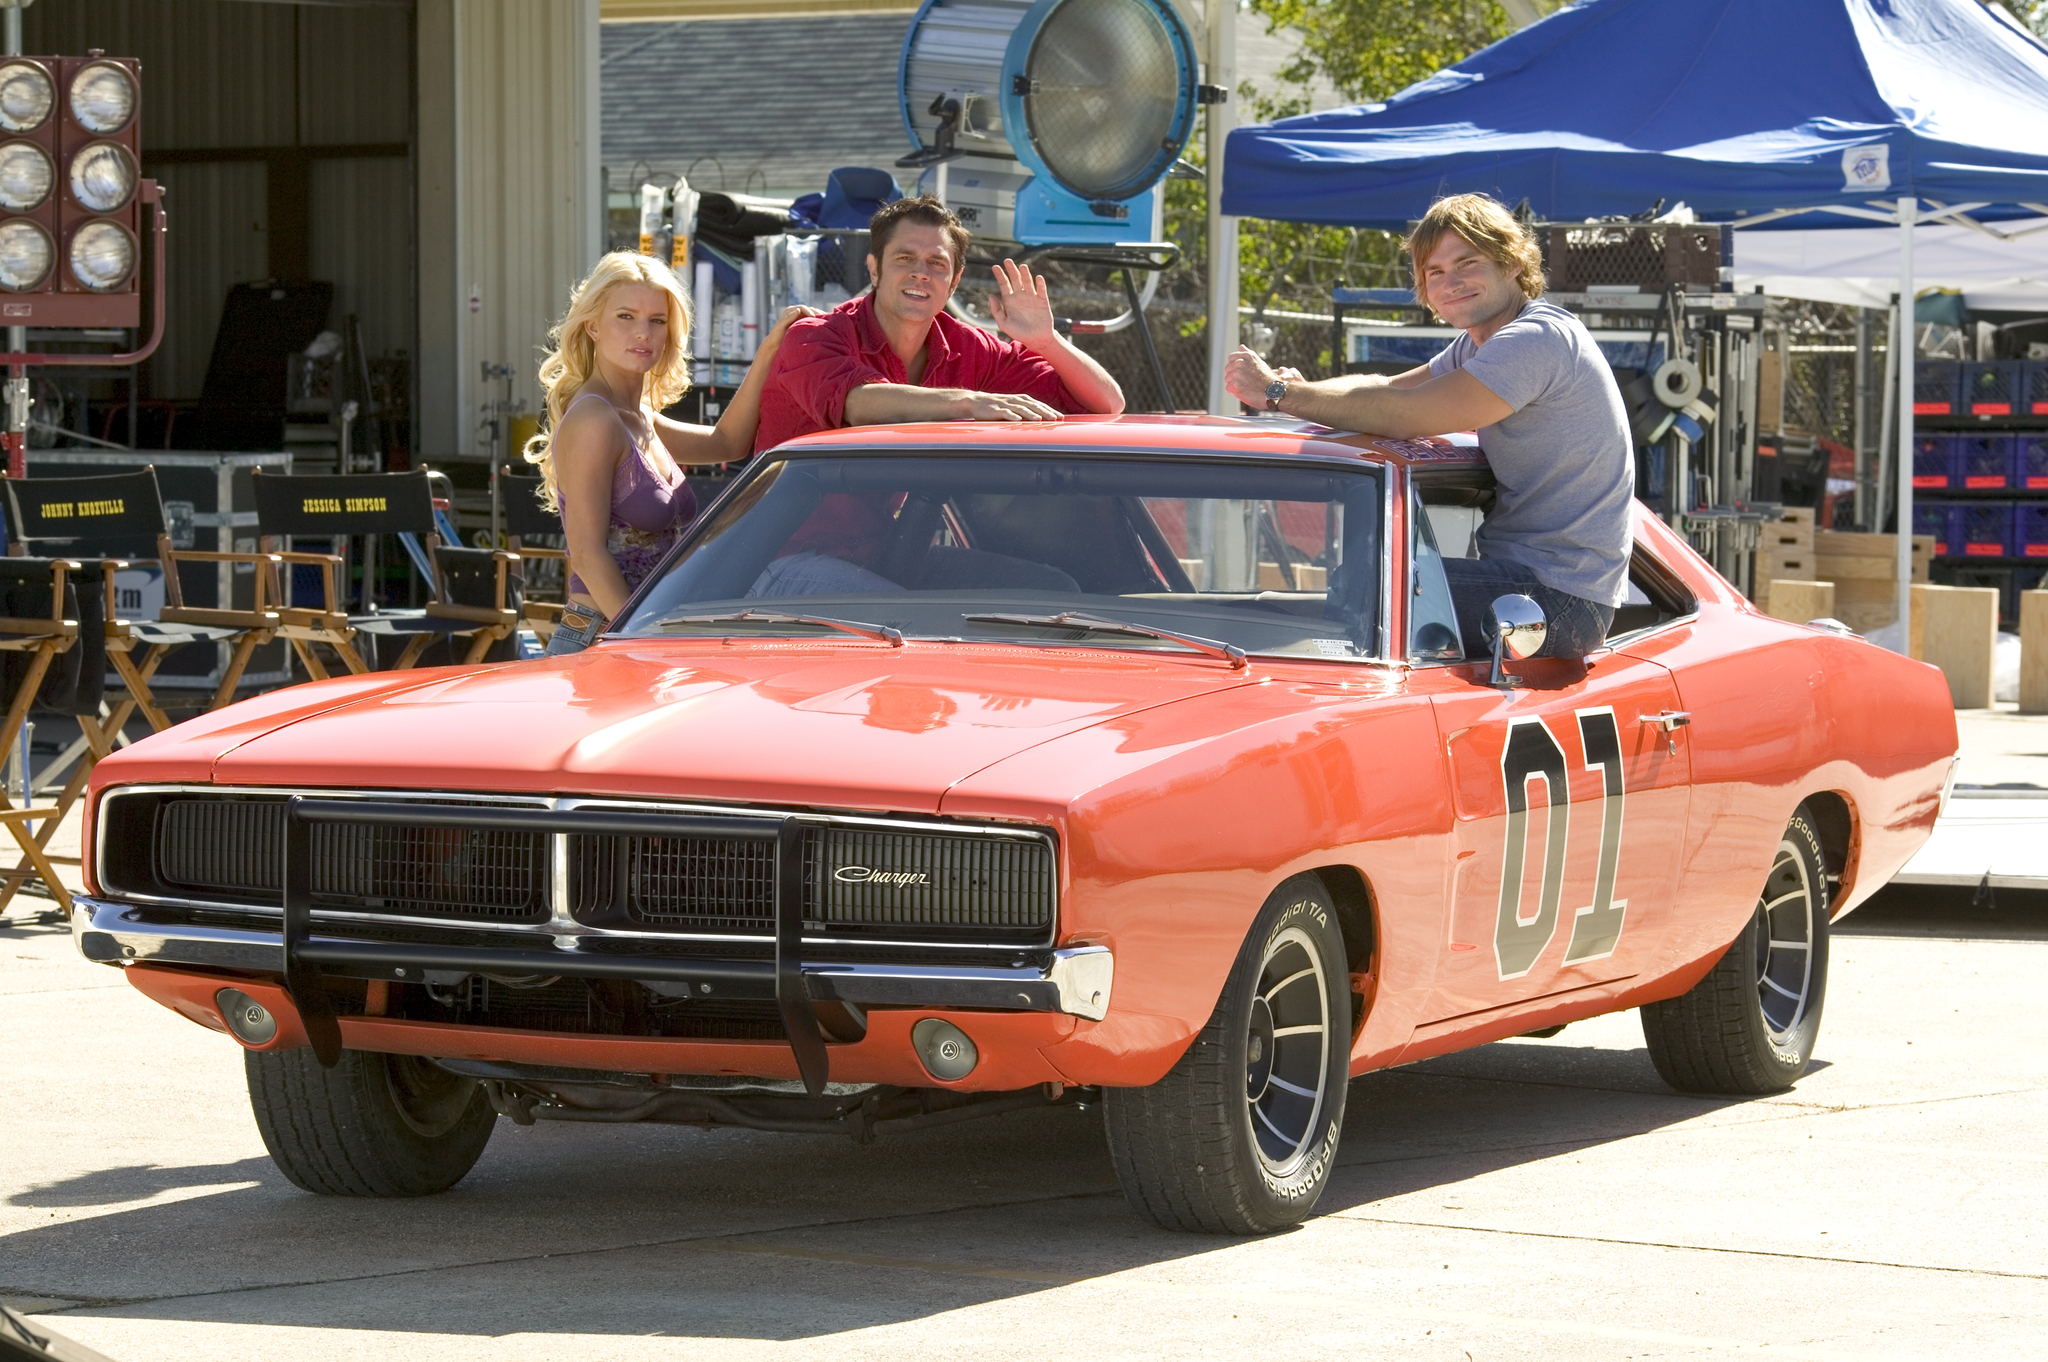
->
xmin=281 ymin=796 xmax=833 ymax=1096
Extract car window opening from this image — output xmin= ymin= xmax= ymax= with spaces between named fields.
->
xmin=1412 ymin=468 xmax=1697 ymax=653
xmin=618 ymin=454 xmax=1387 ymax=663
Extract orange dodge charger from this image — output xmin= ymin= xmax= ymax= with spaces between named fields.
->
xmin=74 ymin=415 xmax=1958 ymax=1233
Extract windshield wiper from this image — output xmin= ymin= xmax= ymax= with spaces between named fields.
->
xmin=962 ymin=612 xmax=1248 ymax=669
xmin=660 ymin=609 xmax=904 ymax=647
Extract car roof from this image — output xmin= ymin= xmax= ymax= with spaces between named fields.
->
xmin=767 ymin=413 xmax=1488 ymax=470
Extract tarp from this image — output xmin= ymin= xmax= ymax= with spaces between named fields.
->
xmin=1222 ymin=0 xmax=2048 ymax=230
xmin=1734 ymin=218 xmax=2048 ymax=309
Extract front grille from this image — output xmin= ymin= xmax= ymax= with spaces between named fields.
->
xmin=571 ymin=824 xmax=1055 ymax=944
xmin=151 ymin=796 xmax=547 ymax=923
xmin=810 ymin=828 xmax=1052 ymax=932
xmin=116 ymin=791 xmax=1055 ymax=945
xmin=159 ymin=799 xmax=283 ymax=895
xmin=573 ymin=834 xmax=775 ymax=932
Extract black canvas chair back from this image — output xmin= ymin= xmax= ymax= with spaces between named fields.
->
xmin=4 ymin=469 xmax=168 ymax=559
xmin=0 ymin=559 xmax=103 ymax=716
xmin=252 ymin=470 xmax=437 ymax=537
xmin=501 ymin=474 xmax=557 ymax=539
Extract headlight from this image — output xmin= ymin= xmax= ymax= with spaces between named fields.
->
xmin=0 ymin=140 xmax=52 ymax=211
xmin=67 ymin=142 xmax=134 ymax=213
xmin=0 ymin=220 xmax=52 ymax=292
xmin=68 ymin=220 xmax=134 ymax=292
xmin=69 ymin=62 xmax=135 ymax=134
xmin=0 ymin=62 xmax=53 ymax=133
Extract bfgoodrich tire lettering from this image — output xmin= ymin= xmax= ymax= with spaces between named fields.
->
xmin=1640 ymin=806 xmax=1831 ymax=1095
xmin=1103 ymin=874 xmax=1350 ymax=1233
xmin=246 ymin=1047 xmax=497 ymax=1196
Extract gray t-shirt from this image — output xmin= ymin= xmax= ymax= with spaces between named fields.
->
xmin=1428 ymin=300 xmax=1634 ymax=607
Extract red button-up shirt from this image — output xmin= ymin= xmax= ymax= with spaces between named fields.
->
xmin=751 ymin=293 xmax=1088 ymax=454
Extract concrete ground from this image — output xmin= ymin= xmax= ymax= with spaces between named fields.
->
xmin=0 ymin=710 xmax=2042 ymax=1360
xmin=0 ymin=886 xmax=2041 ymax=1361
xmin=1952 ymin=700 xmax=2048 ymax=788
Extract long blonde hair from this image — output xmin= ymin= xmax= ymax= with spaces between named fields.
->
xmin=523 ymin=251 xmax=695 ymax=510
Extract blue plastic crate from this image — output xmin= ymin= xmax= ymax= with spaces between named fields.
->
xmin=1912 ymin=359 xmax=1961 ymax=416
xmin=1913 ymin=502 xmax=1960 ymax=557
xmin=2020 ymin=503 xmax=2048 ymax=561
xmin=1912 ymin=433 xmax=1957 ymax=490
xmin=1957 ymin=433 xmax=2016 ymax=490
xmin=1961 ymin=360 xmax=2023 ymax=416
xmin=1959 ymin=501 xmax=2016 ymax=558
xmin=2019 ymin=433 xmax=2048 ymax=491
xmin=2023 ymin=361 xmax=2048 ymax=418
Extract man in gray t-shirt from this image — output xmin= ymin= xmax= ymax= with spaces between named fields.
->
xmin=1223 ymin=193 xmax=1634 ymax=659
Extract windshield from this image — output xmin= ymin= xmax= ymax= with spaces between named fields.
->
xmin=617 ymin=453 xmax=1385 ymax=661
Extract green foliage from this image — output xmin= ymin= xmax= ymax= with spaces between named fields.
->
xmin=1162 ymin=0 xmax=1524 ymax=317
xmin=1247 ymin=0 xmax=1512 ymax=104
xmin=1990 ymin=0 xmax=2048 ymax=37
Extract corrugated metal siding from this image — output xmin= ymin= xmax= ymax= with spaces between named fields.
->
xmin=149 ymin=161 xmax=269 ymax=403
xmin=449 ymin=0 xmax=600 ymax=451
xmin=310 ymin=158 xmax=413 ymax=366
xmin=22 ymin=1 xmax=414 ymax=404
xmin=26 ymin=0 xmax=298 ymax=148
xmin=298 ymin=6 xmax=411 ymax=147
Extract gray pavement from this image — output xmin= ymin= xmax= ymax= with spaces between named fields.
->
xmin=2 ymin=885 xmax=2044 ymax=1362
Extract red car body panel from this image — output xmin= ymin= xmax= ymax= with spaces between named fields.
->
xmin=82 ymin=416 xmax=1958 ymax=1092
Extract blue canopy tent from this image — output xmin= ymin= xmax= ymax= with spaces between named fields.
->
xmin=1223 ymin=0 xmax=2048 ymax=626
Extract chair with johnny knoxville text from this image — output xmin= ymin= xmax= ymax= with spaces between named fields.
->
xmin=0 ymin=469 xmax=283 ymax=911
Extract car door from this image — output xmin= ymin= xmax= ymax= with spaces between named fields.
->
xmin=1415 ymin=657 xmax=1693 ymax=1028
xmin=1398 ymin=479 xmax=1695 ymax=1031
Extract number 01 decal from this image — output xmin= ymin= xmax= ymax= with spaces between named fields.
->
xmin=1493 ymin=708 xmax=1628 ymax=980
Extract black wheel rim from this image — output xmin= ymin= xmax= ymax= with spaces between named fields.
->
xmin=1753 ymin=839 xmax=1817 ymax=1045
xmin=1245 ymin=925 xmax=1330 ymax=1177
xmin=384 ymin=1054 xmax=477 ymax=1138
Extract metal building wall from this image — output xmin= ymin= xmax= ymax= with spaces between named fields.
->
xmin=22 ymin=1 xmax=413 ymax=406
xmin=417 ymin=0 xmax=602 ymax=459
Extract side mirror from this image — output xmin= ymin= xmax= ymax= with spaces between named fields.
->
xmin=1484 ymin=593 xmax=1546 ymax=687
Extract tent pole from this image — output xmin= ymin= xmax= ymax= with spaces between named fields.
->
xmin=1896 ymin=197 xmax=1916 ymax=640
xmin=1204 ymin=0 xmax=1238 ymax=414
xmin=1853 ymin=307 xmax=1871 ymax=530
xmin=1876 ymin=298 xmax=1898 ymax=540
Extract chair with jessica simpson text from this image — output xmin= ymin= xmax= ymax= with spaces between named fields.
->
xmin=252 ymin=470 xmax=523 ymax=672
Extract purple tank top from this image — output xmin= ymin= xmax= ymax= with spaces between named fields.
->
xmin=560 ymin=394 xmax=698 ymax=596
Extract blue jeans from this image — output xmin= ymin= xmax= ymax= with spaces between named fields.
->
xmin=1440 ymin=557 xmax=1615 ymax=660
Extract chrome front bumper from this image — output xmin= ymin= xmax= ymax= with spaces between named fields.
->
xmin=72 ymin=895 xmax=1115 ymax=1021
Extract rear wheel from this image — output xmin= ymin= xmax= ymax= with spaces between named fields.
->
xmin=1104 ymin=875 xmax=1350 ymax=1233
xmin=1641 ymin=807 xmax=1831 ymax=1095
xmin=247 ymin=1047 xmax=496 ymax=1196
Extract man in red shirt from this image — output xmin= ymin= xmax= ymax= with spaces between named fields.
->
xmin=752 ymin=196 xmax=1124 ymax=453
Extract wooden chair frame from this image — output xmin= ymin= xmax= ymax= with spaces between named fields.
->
xmin=385 ymin=538 xmax=523 ymax=668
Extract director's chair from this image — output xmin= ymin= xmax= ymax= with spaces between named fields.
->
xmin=252 ymin=470 xmax=523 ymax=673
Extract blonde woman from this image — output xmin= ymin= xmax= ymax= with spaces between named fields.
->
xmin=524 ymin=251 xmax=809 ymax=625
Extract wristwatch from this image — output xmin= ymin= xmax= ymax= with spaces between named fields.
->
xmin=1263 ymin=378 xmax=1288 ymax=411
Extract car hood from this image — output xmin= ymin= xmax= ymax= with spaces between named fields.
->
xmin=155 ymin=642 xmax=1263 ymax=814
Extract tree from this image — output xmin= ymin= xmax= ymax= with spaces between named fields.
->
xmin=1172 ymin=0 xmax=1522 ymax=335
xmin=1248 ymin=0 xmax=1512 ymax=105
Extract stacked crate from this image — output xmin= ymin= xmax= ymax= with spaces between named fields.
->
xmin=1752 ymin=507 xmax=1815 ymax=614
xmin=1912 ymin=360 xmax=2048 ymax=631
xmin=1814 ymin=531 xmax=1934 ymax=634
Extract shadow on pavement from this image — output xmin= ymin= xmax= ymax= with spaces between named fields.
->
xmin=5 ymin=1031 xmax=1761 ymax=1341
xmin=8 ymin=1159 xmax=276 ymax=1209
xmin=1840 ymin=883 xmax=2048 ymax=940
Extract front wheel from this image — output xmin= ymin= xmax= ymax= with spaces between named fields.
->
xmin=1104 ymin=874 xmax=1351 ymax=1233
xmin=1641 ymin=806 xmax=1831 ymax=1095
xmin=246 ymin=1047 xmax=497 ymax=1196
